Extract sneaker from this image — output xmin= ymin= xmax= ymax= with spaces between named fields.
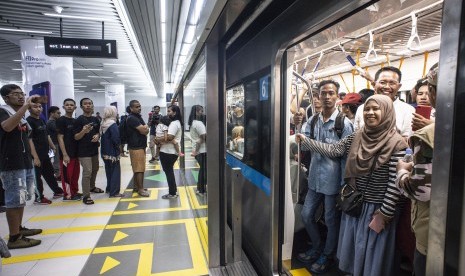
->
xmin=0 ymin=237 xmax=11 ymax=257
xmin=53 ymin=192 xmax=64 ymax=199
xmin=138 ymin=190 xmax=150 ymax=197
xmin=149 ymin=157 xmax=156 ymax=163
xmin=7 ymin=235 xmax=41 ymax=249
xmin=297 ymin=248 xmax=320 ymax=264
xmin=34 ymin=197 xmax=52 ymax=205
xmin=19 ymin=226 xmax=42 ymax=237
xmin=310 ymin=254 xmax=335 ymax=274
xmin=196 ymin=190 xmax=206 ymax=196
xmin=161 ymin=193 xmax=178 ymax=199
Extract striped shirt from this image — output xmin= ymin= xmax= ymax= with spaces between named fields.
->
xmin=301 ymin=132 xmax=405 ymax=217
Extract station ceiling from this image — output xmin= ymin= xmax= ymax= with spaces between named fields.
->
xmin=0 ymin=0 xmax=218 ymax=98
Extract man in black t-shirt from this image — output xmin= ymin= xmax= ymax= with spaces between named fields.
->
xmin=74 ymin=98 xmax=102 ymax=205
xmin=56 ymin=99 xmax=81 ymax=201
xmin=27 ymin=104 xmax=64 ymax=204
xmin=46 ymin=106 xmax=61 ymax=179
xmin=0 ymin=84 xmax=42 ymax=249
xmin=127 ymin=100 xmax=149 ymax=197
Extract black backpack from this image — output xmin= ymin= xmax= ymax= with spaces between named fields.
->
xmin=309 ymin=112 xmax=346 ymax=139
xmin=119 ymin=115 xmax=129 ymax=142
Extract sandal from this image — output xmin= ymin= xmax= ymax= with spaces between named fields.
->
xmin=83 ymin=196 xmax=94 ymax=205
xmin=138 ymin=190 xmax=150 ymax=197
xmin=90 ymin=187 xmax=104 ymax=193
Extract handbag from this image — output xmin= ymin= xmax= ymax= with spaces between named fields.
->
xmin=336 ymin=154 xmax=378 ymax=217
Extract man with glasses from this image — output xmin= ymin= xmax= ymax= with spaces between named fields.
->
xmin=354 ymin=66 xmax=415 ymax=138
xmin=0 ymin=84 xmax=42 ymax=249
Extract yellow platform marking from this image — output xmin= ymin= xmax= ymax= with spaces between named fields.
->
xmin=122 ymin=188 xmax=158 ymax=201
xmin=51 ymin=197 xmax=120 ymax=206
xmin=29 ymin=211 xmax=113 ymax=222
xmin=30 ymin=188 xmax=189 ymax=221
xmin=2 ymin=248 xmax=93 ymax=264
xmin=42 ymin=225 xmax=106 ymax=235
xmin=114 ymin=187 xmax=189 ymax=216
xmin=195 ymin=217 xmax=208 ymax=262
xmin=93 ymin=243 xmax=153 ymax=276
xmin=187 ymin=186 xmax=207 ymax=210
xmin=4 ymin=220 xmax=208 ymax=276
xmin=113 ymin=231 xmax=129 ymax=243
xmin=290 ymin=268 xmax=312 ymax=276
xmin=100 ymin=256 xmax=120 ymax=274
xmin=127 ymin=203 xmax=138 ymax=210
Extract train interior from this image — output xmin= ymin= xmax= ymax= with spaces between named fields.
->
xmin=282 ymin=0 xmax=442 ymax=274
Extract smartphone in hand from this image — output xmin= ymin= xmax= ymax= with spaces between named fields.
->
xmin=415 ymin=105 xmax=432 ymax=119
xmin=369 ymin=213 xmax=385 ymax=233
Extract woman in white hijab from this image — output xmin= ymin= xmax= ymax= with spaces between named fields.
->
xmin=100 ymin=106 xmax=124 ymax=197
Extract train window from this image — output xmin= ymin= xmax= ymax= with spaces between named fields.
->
xmin=226 ymin=71 xmax=271 ymax=177
xmin=226 ymin=85 xmax=245 ymax=158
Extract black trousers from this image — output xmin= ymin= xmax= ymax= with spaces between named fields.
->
xmin=195 ymin=153 xmax=207 ymax=193
xmin=35 ymin=157 xmax=64 ymax=199
xmin=159 ymin=152 xmax=178 ymax=195
xmin=0 ymin=179 xmax=5 ymax=206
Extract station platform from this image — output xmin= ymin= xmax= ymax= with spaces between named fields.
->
xmin=0 ymin=152 xmax=209 ymax=276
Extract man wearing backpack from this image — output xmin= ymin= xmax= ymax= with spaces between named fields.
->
xmin=294 ymin=80 xmax=353 ymax=273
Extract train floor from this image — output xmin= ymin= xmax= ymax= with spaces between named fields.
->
xmin=0 ymin=150 xmax=209 ymax=276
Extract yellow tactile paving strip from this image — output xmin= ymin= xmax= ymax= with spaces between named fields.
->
xmin=3 ymin=174 xmax=209 ymax=276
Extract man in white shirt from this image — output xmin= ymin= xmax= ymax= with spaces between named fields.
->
xmin=354 ymin=66 xmax=415 ymax=137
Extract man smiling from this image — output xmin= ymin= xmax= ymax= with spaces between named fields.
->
xmin=354 ymin=66 xmax=415 ymax=138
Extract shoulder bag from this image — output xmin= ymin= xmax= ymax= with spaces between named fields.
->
xmin=336 ymin=154 xmax=378 ymax=217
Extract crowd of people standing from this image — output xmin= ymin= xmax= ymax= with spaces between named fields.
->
xmin=0 ymin=85 xmax=207 ymax=252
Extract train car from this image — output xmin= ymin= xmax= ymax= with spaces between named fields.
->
xmin=174 ymin=0 xmax=465 ymax=274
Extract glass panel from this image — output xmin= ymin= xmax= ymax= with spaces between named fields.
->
xmin=182 ymin=61 xmax=208 ymax=261
xmin=226 ymin=85 xmax=245 ymax=158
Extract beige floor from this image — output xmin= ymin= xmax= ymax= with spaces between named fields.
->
xmin=0 ymin=156 xmax=134 ymax=276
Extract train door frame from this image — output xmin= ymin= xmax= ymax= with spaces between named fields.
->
xmin=217 ymin=0 xmax=383 ymax=274
xmin=199 ymin=0 xmax=465 ymax=274
xmin=428 ymin=0 xmax=465 ymax=274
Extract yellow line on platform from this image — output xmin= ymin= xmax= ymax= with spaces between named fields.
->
xmin=195 ymin=217 xmax=208 ymax=262
xmin=289 ymin=268 xmax=312 ymax=276
xmin=105 ymin=219 xmax=191 ymax=229
xmin=50 ymin=198 xmax=120 ymax=206
xmin=29 ymin=211 xmax=113 ymax=222
xmin=41 ymin=225 xmax=106 ymax=235
xmin=2 ymin=248 xmax=93 ymax=264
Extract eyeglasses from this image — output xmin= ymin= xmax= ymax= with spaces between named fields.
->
xmin=7 ymin=92 xmax=26 ymax=97
xmin=377 ymin=80 xmax=399 ymax=87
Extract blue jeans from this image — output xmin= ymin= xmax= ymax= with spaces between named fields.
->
xmin=104 ymin=160 xmax=121 ymax=196
xmin=0 ymin=169 xmax=34 ymax=208
xmin=301 ymin=188 xmax=340 ymax=256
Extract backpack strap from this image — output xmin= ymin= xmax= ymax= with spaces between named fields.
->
xmin=334 ymin=112 xmax=346 ymax=139
xmin=311 ymin=111 xmax=346 ymax=139
xmin=309 ymin=112 xmax=320 ymax=139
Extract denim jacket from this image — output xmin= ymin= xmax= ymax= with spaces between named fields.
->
xmin=303 ymin=109 xmax=353 ymax=195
